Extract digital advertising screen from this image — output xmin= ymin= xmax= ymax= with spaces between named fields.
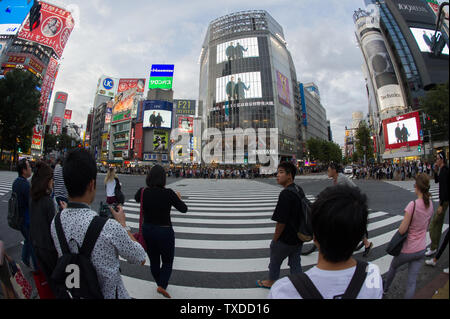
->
xmin=149 ymin=64 xmax=174 ymax=90
xmin=153 ymin=130 xmax=169 ymax=152
xmin=216 ymin=72 xmax=262 ymax=103
xmin=383 ymin=111 xmax=422 ymax=149
xmin=410 ymin=27 xmax=449 ymax=55
xmin=0 ymin=0 xmax=33 ymax=35
xmin=112 ymin=78 xmax=145 ymax=115
xmin=216 ymin=37 xmax=259 ymax=64
xmin=178 ymin=116 xmax=194 ymax=134
xmin=143 ymin=109 xmax=172 ymax=129
xmin=276 ymin=70 xmax=291 ymax=108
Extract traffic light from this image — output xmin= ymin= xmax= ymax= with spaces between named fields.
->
xmin=418 ymin=145 xmax=422 ymax=153
xmin=29 ymin=1 xmax=42 ymax=32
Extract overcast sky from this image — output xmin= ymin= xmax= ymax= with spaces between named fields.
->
xmin=50 ymin=0 xmax=373 ymax=147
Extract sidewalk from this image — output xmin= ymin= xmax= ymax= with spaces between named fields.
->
xmin=414 ymin=272 xmax=449 ymax=299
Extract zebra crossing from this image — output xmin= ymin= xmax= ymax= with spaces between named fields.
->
xmin=119 ymin=178 xmax=448 ymax=299
xmin=385 ymin=180 xmax=440 ymax=202
xmin=0 ymin=170 xmax=16 ymax=198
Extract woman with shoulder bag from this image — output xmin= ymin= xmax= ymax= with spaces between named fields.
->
xmin=105 ymin=167 xmax=119 ymax=205
xmin=134 ymin=165 xmax=188 ymax=299
xmin=383 ymin=173 xmax=434 ymax=299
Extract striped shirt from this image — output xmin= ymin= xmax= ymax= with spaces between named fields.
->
xmin=53 ymin=164 xmax=68 ymax=199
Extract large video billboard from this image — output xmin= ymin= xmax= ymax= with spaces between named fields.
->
xmin=142 ymin=100 xmax=173 ymax=129
xmin=0 ymin=0 xmax=33 ymax=35
xmin=410 ymin=27 xmax=449 ymax=55
xmin=383 ymin=111 xmax=422 ymax=149
xmin=216 ymin=72 xmax=262 ymax=103
xmin=216 ymin=37 xmax=259 ymax=63
xmin=17 ymin=1 xmax=75 ymax=58
xmin=153 ymin=130 xmax=169 ymax=152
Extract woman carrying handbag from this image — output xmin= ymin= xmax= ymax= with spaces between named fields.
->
xmin=383 ymin=173 xmax=434 ymax=299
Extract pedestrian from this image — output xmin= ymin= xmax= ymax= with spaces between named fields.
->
xmin=12 ymin=159 xmax=38 ymax=271
xmin=50 ymin=149 xmax=146 ymax=299
xmin=105 ymin=167 xmax=119 ymax=205
xmin=53 ymin=157 xmax=68 ymax=212
xmin=425 ymin=228 xmax=449 ymax=274
xmin=134 ymin=165 xmax=188 ymax=298
xmin=383 ymin=173 xmax=434 ymax=299
xmin=257 ymin=162 xmax=304 ymax=289
xmin=30 ymin=161 xmax=64 ymax=297
xmin=268 ymin=184 xmax=383 ymax=299
xmin=0 ymin=238 xmax=17 ymax=299
xmin=425 ymin=151 xmax=449 ymax=257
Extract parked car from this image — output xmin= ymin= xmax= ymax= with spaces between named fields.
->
xmin=344 ymin=166 xmax=353 ymax=174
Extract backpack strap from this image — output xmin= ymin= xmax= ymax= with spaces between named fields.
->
xmin=341 ymin=261 xmax=369 ymax=299
xmin=288 ymin=273 xmax=324 ymax=299
xmin=80 ymin=216 xmax=108 ymax=258
xmin=54 ymin=212 xmax=71 ymax=255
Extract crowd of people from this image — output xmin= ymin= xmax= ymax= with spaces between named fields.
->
xmin=0 ymin=149 xmax=448 ymax=300
xmin=347 ymin=161 xmax=436 ymax=181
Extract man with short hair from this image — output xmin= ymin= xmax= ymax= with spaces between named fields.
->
xmin=426 ymin=151 xmax=449 ymax=257
xmin=257 ymin=162 xmax=304 ymax=289
xmin=269 ymin=185 xmax=383 ymax=299
xmin=50 ymin=149 xmax=146 ymax=299
xmin=12 ymin=159 xmax=38 ymax=270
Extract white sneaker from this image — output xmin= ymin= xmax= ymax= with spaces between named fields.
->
xmin=425 ymin=248 xmax=437 ymax=257
xmin=444 ymin=268 xmax=449 ymax=274
xmin=425 ymin=259 xmax=437 ymax=266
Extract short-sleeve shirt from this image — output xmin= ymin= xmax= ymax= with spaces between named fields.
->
xmin=401 ymin=199 xmax=434 ymax=254
xmin=268 ymin=263 xmax=383 ymax=299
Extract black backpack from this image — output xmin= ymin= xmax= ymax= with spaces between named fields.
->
xmin=286 ymin=184 xmax=313 ymax=242
xmin=114 ymin=177 xmax=125 ymax=204
xmin=7 ymin=191 xmax=23 ymax=230
xmin=51 ymin=212 xmax=107 ymax=299
xmin=289 ymin=260 xmax=369 ymax=299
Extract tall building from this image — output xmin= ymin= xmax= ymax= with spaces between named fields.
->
xmin=198 ymin=10 xmax=303 ymax=163
xmin=49 ymin=91 xmax=68 ymax=135
xmin=299 ymin=82 xmax=329 ymax=142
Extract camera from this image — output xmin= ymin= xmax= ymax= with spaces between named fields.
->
xmin=98 ymin=201 xmax=119 ymax=219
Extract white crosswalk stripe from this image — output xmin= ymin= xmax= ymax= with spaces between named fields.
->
xmin=117 ymin=179 xmax=448 ymax=299
xmin=385 ymin=180 xmax=440 ymax=202
xmin=0 ymin=170 xmax=16 ymax=198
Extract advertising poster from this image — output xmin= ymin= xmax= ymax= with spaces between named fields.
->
xmin=153 ymin=130 xmax=169 ymax=152
xmin=97 ymin=76 xmax=118 ymax=98
xmin=112 ymin=78 xmax=145 ymax=115
xmin=0 ymin=0 xmax=33 ymax=36
xmin=142 ymin=100 xmax=173 ymax=129
xmin=50 ymin=116 xmax=62 ymax=135
xmin=174 ymin=99 xmax=196 ymax=115
xmin=216 ymin=72 xmax=262 ymax=103
xmin=216 ymin=37 xmax=259 ymax=63
xmin=64 ymin=109 xmax=72 ymax=120
xmin=178 ymin=116 xmax=194 ymax=134
xmin=383 ymin=111 xmax=422 ymax=150
xmin=276 ymin=70 xmax=291 ymax=108
xmin=112 ymin=109 xmax=131 ymax=124
xmin=410 ymin=27 xmax=449 ymax=55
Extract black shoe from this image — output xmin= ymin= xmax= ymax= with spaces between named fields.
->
xmin=301 ymin=245 xmax=317 ymax=256
xmin=363 ymin=242 xmax=373 ymax=257
xmin=355 ymin=242 xmax=364 ymax=251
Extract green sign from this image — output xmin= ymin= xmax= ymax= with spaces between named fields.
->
xmin=149 ymin=76 xmax=173 ymax=90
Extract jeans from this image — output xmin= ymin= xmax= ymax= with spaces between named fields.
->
xmin=268 ymin=240 xmax=303 ymax=281
xmin=20 ymin=224 xmax=38 ymax=270
xmin=383 ymin=249 xmax=425 ymax=299
xmin=142 ymin=224 xmax=175 ymax=290
xmin=429 ymin=201 xmax=449 ymax=251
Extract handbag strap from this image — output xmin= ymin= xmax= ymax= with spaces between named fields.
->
xmin=407 ymin=200 xmax=416 ymax=230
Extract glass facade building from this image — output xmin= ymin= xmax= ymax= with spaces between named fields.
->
xmin=198 ymin=10 xmax=303 ymax=162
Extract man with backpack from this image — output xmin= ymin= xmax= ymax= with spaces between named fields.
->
xmin=269 ymin=185 xmax=383 ymax=299
xmin=257 ymin=162 xmax=309 ymax=289
xmin=11 ymin=159 xmax=38 ymax=271
xmin=50 ymin=149 xmax=146 ymax=299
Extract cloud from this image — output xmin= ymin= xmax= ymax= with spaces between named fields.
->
xmin=50 ymin=0 xmax=368 ymax=147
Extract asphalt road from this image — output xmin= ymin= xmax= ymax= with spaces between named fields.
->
xmin=0 ymin=171 xmax=448 ymax=299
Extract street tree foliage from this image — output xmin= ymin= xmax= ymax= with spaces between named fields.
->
xmin=306 ymin=138 xmax=342 ymax=164
xmin=43 ymin=131 xmax=79 ymax=155
xmin=419 ymin=82 xmax=449 ymax=142
xmin=355 ymin=120 xmax=374 ymax=163
xmin=0 ymin=69 xmax=41 ymax=161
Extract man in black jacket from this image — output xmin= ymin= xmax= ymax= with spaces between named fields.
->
xmin=426 ymin=151 xmax=449 ymax=256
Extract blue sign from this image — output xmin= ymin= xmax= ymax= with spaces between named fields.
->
xmin=143 ymin=100 xmax=173 ymax=112
xmin=102 ymin=78 xmax=115 ymax=90
xmin=299 ymin=83 xmax=308 ymax=127
xmin=0 ymin=0 xmax=33 ymax=24
xmin=420 ymin=130 xmax=423 ymax=137
xmin=150 ymin=64 xmax=175 ymax=77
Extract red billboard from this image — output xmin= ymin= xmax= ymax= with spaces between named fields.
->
xmin=50 ymin=116 xmax=62 ymax=135
xmin=64 ymin=109 xmax=72 ymax=120
xmin=17 ymin=2 xmax=75 ymax=58
xmin=178 ymin=116 xmax=194 ymax=133
xmin=112 ymin=79 xmax=145 ymax=115
xmin=383 ymin=111 xmax=422 ymax=150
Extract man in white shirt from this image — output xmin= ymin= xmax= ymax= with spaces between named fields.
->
xmin=268 ymin=185 xmax=383 ymax=299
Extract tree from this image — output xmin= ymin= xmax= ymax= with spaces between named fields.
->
xmin=420 ymin=82 xmax=449 ymax=142
xmin=306 ymin=138 xmax=342 ymax=164
xmin=0 ymin=69 xmax=41 ymax=165
xmin=355 ymin=120 xmax=373 ymax=165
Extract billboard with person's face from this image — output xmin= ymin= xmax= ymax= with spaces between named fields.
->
xmin=216 ymin=72 xmax=262 ymax=103
xmin=153 ymin=130 xmax=169 ymax=152
xmin=383 ymin=111 xmax=422 ymax=149
xmin=112 ymin=78 xmax=145 ymax=116
xmin=216 ymin=37 xmax=259 ymax=63
xmin=410 ymin=27 xmax=449 ymax=55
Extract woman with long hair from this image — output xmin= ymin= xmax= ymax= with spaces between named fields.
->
xmin=30 ymin=161 xmax=65 ymax=297
xmin=134 ymin=165 xmax=188 ymax=298
xmin=105 ymin=167 xmax=119 ymax=205
xmin=383 ymin=173 xmax=434 ymax=298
